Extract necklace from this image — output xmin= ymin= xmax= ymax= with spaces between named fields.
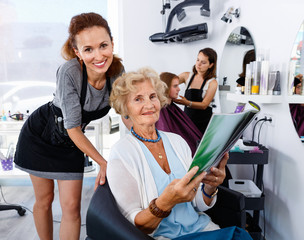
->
xmin=158 ymin=153 xmax=163 ymax=159
xmin=131 ymin=127 xmax=161 ymax=143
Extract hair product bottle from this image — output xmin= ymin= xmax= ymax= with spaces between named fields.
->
xmin=251 ymin=61 xmax=260 ymax=95
xmin=260 ymin=60 xmax=269 ymax=95
xmin=273 ymin=71 xmax=281 ymax=95
xmin=244 ymin=62 xmax=252 ymax=95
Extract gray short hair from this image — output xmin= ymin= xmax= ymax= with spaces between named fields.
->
xmin=110 ymin=67 xmax=168 ymax=116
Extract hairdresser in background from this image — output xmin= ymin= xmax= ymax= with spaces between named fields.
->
xmin=14 ymin=12 xmax=124 ymax=240
xmin=175 ymin=48 xmax=218 ymax=135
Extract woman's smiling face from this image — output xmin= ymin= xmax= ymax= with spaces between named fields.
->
xmin=126 ymin=80 xmax=161 ymax=128
xmin=74 ymin=26 xmax=114 ymax=78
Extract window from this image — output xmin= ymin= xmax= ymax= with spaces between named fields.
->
xmin=0 ymin=0 xmax=109 ymax=114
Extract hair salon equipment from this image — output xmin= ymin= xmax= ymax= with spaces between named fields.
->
xmin=223 ymin=76 xmax=227 ymax=85
xmin=1 ymin=110 xmax=7 ymax=121
xmin=228 ymin=141 xmax=268 ymax=239
xmin=0 ymin=142 xmax=26 ymax=215
xmin=229 ymin=179 xmax=262 ymax=198
xmin=272 ymin=71 xmax=281 ymax=95
xmin=160 ymin=0 xmax=171 ymax=15
xmin=251 ymin=61 xmax=261 ymax=95
xmin=234 ymin=104 xmax=245 ymax=113
xmin=244 ymin=62 xmax=253 ymax=95
xmin=251 ymin=117 xmax=272 ymax=143
xmin=150 ymin=0 xmax=210 ymax=43
xmin=267 ymin=71 xmax=277 ymax=95
xmin=259 ymin=61 xmax=269 ymax=95
xmin=86 ymin=178 xmax=247 ymax=240
xmin=227 ymin=27 xmax=253 ymax=46
xmin=9 ymin=113 xmax=24 ymax=121
xmin=221 ymin=7 xmax=240 ymax=23
xmin=0 ymin=143 xmax=15 ymax=171
xmin=56 ymin=116 xmax=68 ymax=137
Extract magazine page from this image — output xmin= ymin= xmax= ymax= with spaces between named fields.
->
xmin=189 ymin=109 xmax=259 ymax=178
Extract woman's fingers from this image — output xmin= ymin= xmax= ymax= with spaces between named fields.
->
xmin=180 ymin=167 xmax=206 ymax=192
xmin=180 ymin=166 xmax=199 ymax=185
xmin=96 ymin=160 xmax=107 ymax=189
xmin=94 ymin=172 xmax=101 ymax=191
xmin=217 ymin=152 xmax=229 ymax=170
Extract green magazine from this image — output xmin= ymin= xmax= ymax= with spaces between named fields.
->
xmin=189 ymin=101 xmax=260 ymax=178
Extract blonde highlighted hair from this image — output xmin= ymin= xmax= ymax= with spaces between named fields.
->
xmin=110 ymin=67 xmax=168 ymax=116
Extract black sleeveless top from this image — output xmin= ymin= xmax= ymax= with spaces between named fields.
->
xmin=184 ymin=74 xmax=213 ymax=135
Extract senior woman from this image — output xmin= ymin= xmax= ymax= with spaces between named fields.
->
xmin=107 ymin=67 xmax=252 ymax=240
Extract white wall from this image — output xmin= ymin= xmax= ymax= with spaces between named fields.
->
xmin=119 ymin=0 xmax=304 ymax=239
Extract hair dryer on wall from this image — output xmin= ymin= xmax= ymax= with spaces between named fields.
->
xmin=150 ymin=0 xmax=210 ymax=43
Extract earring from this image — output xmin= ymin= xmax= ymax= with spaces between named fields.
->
xmin=124 ymin=115 xmax=129 ymax=119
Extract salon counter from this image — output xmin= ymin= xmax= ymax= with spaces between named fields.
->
xmin=0 ymin=119 xmax=103 ymax=179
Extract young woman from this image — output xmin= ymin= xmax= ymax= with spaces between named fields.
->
xmin=175 ymin=48 xmax=218 ymax=135
xmin=14 ymin=12 xmax=124 ymax=240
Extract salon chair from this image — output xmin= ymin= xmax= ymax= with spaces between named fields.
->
xmin=0 ymin=203 xmax=26 ymax=216
xmin=86 ymin=178 xmax=245 ymax=240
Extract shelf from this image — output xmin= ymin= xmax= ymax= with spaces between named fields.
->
xmin=229 ymin=149 xmax=269 ymax=165
xmin=246 ymin=213 xmax=263 ymax=240
xmin=245 ymin=194 xmax=265 ymax=210
xmin=226 ymin=93 xmax=283 ymax=104
xmin=287 ymin=95 xmax=304 ymax=103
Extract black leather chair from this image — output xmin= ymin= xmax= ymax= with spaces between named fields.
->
xmin=86 ymin=179 xmax=153 ymax=240
xmin=86 ymin=179 xmax=245 ymax=240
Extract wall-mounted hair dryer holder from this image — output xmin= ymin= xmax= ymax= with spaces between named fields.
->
xmin=150 ymin=0 xmax=209 ymax=43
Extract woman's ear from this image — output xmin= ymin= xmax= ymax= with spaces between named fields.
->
xmin=73 ymin=48 xmax=81 ymax=60
xmin=209 ymin=63 xmax=214 ymax=69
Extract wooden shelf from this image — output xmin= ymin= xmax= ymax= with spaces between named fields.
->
xmin=226 ymin=93 xmax=283 ymax=104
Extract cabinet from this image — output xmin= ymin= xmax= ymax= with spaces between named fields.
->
xmin=0 ymin=119 xmax=103 ymax=179
xmin=228 ymin=143 xmax=268 ymax=240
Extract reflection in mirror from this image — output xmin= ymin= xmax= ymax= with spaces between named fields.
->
xmin=289 ymin=22 xmax=304 ymax=95
xmin=289 ymin=21 xmax=304 ymax=143
xmin=219 ymin=27 xmax=255 ymax=113
xmin=289 ymin=104 xmax=304 ymax=142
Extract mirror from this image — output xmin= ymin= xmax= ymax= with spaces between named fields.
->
xmin=218 ymin=26 xmax=255 ymax=113
xmin=288 ymin=22 xmax=304 ymax=96
xmin=288 ymin=21 xmax=304 ymax=142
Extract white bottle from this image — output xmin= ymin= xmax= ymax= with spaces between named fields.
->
xmin=260 ymin=60 xmax=269 ymax=95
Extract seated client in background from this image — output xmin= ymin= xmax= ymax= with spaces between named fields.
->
xmin=156 ymin=72 xmax=202 ymax=156
xmin=108 ymin=67 xmax=252 ymax=240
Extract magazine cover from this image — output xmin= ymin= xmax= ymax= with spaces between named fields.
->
xmin=189 ymin=101 xmax=260 ymax=178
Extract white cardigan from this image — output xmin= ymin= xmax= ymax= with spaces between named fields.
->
xmin=107 ymin=131 xmax=216 ymax=229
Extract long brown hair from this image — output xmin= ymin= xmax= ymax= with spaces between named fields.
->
xmin=192 ymin=48 xmax=217 ymax=80
xmin=61 ymin=12 xmax=123 ymax=77
xmin=239 ymin=49 xmax=256 ymax=78
xmin=159 ymin=72 xmax=178 ymax=97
